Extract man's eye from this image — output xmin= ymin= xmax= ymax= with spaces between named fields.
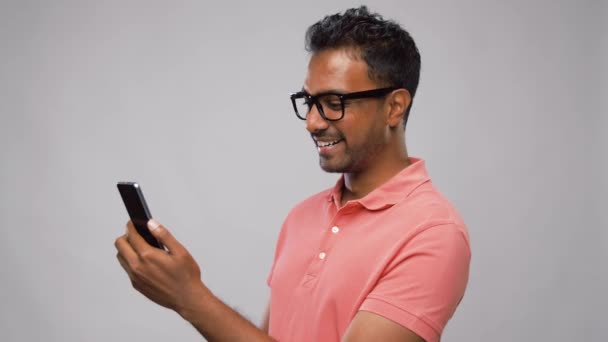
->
xmin=326 ymin=102 xmax=342 ymax=110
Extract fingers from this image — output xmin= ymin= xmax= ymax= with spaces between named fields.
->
xmin=116 ymin=251 xmax=150 ymax=296
xmin=115 ymin=233 xmax=138 ymax=265
xmin=115 ymin=238 xmax=139 ymax=289
xmin=116 ymin=250 xmax=134 ymax=279
xmin=125 ymin=220 xmax=154 ymax=254
xmin=147 ymin=219 xmax=186 ymax=255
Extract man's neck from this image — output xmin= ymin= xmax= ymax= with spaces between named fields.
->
xmin=340 ymin=154 xmax=411 ymax=207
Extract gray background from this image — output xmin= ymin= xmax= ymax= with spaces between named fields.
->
xmin=1 ymin=0 xmax=606 ymax=341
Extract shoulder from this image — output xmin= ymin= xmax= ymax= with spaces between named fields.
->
xmin=399 ymin=181 xmax=469 ymax=241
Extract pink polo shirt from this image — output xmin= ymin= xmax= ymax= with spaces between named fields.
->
xmin=266 ymin=158 xmax=471 ymax=342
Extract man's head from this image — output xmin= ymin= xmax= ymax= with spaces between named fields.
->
xmin=305 ymin=6 xmax=421 ymax=123
xmin=295 ymin=6 xmax=420 ymax=174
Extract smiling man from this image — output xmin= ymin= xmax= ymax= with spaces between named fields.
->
xmin=115 ymin=6 xmax=470 ymax=342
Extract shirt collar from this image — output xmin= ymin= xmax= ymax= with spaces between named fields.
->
xmin=327 ymin=157 xmax=431 ymax=211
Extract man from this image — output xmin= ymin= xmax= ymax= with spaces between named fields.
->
xmin=115 ymin=6 xmax=470 ymax=342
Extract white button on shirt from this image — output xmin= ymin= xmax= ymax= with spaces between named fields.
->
xmin=331 ymin=226 xmax=340 ymax=234
xmin=319 ymin=252 xmax=326 ymax=260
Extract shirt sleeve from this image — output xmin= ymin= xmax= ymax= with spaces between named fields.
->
xmin=359 ymin=224 xmax=471 ymax=342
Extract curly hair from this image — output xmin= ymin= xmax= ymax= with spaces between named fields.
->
xmin=305 ymin=6 xmax=421 ymax=123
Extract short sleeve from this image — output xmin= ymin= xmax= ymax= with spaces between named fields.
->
xmin=359 ymin=224 xmax=471 ymax=342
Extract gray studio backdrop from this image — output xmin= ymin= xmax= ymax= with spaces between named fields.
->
xmin=1 ymin=1 xmax=606 ymax=341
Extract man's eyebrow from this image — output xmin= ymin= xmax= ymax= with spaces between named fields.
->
xmin=302 ymin=87 xmax=349 ymax=96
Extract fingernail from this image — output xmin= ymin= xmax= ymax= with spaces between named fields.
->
xmin=147 ymin=219 xmax=160 ymax=231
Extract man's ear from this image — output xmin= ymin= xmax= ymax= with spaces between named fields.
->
xmin=386 ymin=89 xmax=411 ymax=128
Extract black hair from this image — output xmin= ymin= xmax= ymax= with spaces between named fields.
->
xmin=305 ymin=6 xmax=421 ymax=126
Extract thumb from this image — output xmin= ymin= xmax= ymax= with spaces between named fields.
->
xmin=147 ymin=219 xmax=185 ymax=254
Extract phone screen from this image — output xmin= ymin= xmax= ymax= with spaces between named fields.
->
xmin=117 ymin=182 xmax=163 ymax=249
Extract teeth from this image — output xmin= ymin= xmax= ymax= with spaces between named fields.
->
xmin=317 ymin=140 xmax=341 ymax=147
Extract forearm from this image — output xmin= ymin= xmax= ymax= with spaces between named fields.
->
xmin=178 ymin=284 xmax=273 ymax=342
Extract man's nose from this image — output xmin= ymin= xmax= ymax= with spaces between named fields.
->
xmin=306 ymin=104 xmax=329 ymax=134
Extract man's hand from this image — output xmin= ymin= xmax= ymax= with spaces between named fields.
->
xmin=114 ymin=220 xmax=208 ymax=315
xmin=115 ymin=220 xmax=273 ymax=341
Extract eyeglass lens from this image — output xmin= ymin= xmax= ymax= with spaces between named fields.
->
xmin=294 ymin=94 xmax=343 ymax=120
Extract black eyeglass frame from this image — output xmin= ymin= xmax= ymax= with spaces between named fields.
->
xmin=290 ymin=87 xmax=399 ymax=121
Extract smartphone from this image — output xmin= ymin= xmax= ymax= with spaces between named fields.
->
xmin=117 ymin=182 xmax=163 ymax=249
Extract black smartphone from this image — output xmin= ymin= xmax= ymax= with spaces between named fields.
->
xmin=117 ymin=182 xmax=163 ymax=249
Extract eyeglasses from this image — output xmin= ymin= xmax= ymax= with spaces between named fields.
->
xmin=290 ymin=87 xmax=398 ymax=121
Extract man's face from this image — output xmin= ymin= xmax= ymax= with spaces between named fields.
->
xmin=304 ymin=48 xmax=390 ymax=174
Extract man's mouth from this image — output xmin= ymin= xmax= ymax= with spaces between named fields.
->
xmin=316 ymin=139 xmax=343 ymax=148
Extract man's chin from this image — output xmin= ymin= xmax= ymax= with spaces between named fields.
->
xmin=319 ymin=160 xmax=348 ymax=173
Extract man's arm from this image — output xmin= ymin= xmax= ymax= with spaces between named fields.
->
xmin=178 ymin=288 xmax=273 ymax=342
xmin=342 ymin=311 xmax=425 ymax=342
xmin=114 ymin=220 xmax=273 ymax=342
